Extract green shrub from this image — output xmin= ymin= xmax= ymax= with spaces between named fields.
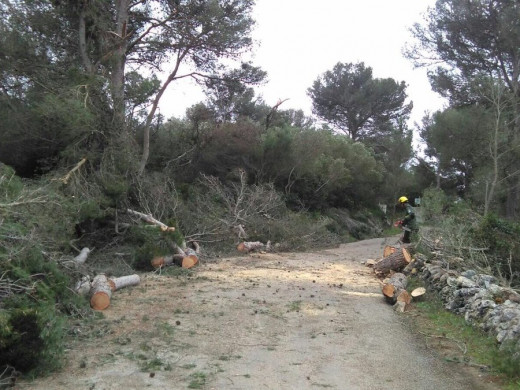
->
xmin=473 ymin=214 xmax=520 ymax=283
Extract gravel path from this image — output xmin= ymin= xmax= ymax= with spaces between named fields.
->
xmin=17 ymin=237 xmax=500 ymax=390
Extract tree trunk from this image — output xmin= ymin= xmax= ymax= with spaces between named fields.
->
xmin=374 ymin=247 xmax=412 ymax=275
xmin=382 ymin=273 xmax=408 ymax=304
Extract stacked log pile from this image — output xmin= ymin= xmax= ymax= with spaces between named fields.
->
xmin=368 ymin=244 xmax=520 ymax=351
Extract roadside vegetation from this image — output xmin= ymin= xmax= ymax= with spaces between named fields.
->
xmin=1 ymin=0 xmax=520 ymax=385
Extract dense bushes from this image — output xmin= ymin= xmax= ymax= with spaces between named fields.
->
xmin=0 ymin=164 xmax=88 ymax=376
xmin=419 ymin=188 xmax=520 ymax=286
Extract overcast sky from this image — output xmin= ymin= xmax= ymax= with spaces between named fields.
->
xmin=160 ymin=0 xmax=447 ymax=125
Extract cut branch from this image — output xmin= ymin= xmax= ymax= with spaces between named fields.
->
xmin=126 ymin=208 xmax=175 ymax=231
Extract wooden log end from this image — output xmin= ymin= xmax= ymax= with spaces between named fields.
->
xmin=383 ymin=245 xmax=397 ymax=257
xmin=90 ymin=292 xmax=110 ymax=311
xmin=151 ymin=256 xmax=165 ymax=269
xmin=402 ymin=247 xmax=412 ymax=263
xmin=411 ymin=287 xmax=426 ymax=300
xmin=182 ymin=255 xmax=198 ymax=269
xmin=237 ymin=242 xmax=247 ymax=252
xmin=382 ymin=284 xmax=395 ymax=298
xmin=396 ymin=290 xmax=412 ymax=305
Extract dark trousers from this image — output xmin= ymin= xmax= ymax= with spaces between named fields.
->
xmin=402 ymin=229 xmax=411 ymax=243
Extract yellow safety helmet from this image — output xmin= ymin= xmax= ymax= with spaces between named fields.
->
xmin=398 ymin=196 xmax=408 ymax=204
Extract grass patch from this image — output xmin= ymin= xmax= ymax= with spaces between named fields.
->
xmin=286 ymin=300 xmax=302 ymax=312
xmin=187 ymin=371 xmax=207 ymax=389
xmin=408 ymin=293 xmax=520 ymax=388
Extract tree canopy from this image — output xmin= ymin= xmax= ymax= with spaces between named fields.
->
xmin=307 ymin=62 xmax=412 ymax=142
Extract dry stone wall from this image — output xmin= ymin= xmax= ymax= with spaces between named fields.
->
xmin=419 ymin=259 xmax=520 ymax=351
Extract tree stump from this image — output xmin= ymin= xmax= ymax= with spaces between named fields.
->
xmin=374 ymin=247 xmax=412 ymax=275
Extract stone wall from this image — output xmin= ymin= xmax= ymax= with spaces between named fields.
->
xmin=419 ymin=257 xmax=520 ymax=351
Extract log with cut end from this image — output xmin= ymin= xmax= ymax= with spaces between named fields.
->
xmin=151 ymin=242 xmax=200 ymax=269
xmin=382 ymin=272 xmax=408 ymax=304
xmin=89 ymin=274 xmax=141 ymax=310
xmin=74 ymin=247 xmax=91 ymax=265
xmin=374 ymin=247 xmax=412 ymax=275
xmin=237 ymin=241 xmax=271 ymax=253
xmin=108 ymin=274 xmax=140 ymax=291
xmin=90 ymin=274 xmax=112 ymax=310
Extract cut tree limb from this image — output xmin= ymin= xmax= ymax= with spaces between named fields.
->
xmin=90 ymin=274 xmax=112 ymax=310
xmin=374 ymin=247 xmax=412 ymax=275
xmin=237 ymin=241 xmax=271 ymax=253
xmin=108 ymin=274 xmax=140 ymax=291
xmin=73 ymin=247 xmax=91 ymax=265
xmin=85 ymin=274 xmax=141 ymax=310
xmin=57 ymin=157 xmax=86 ymax=184
xmin=126 ymin=209 xmax=175 ymax=232
xmin=151 ymin=242 xmax=200 ymax=269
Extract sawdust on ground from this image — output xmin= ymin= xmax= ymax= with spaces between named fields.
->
xmin=17 ymin=237 xmax=502 ymax=390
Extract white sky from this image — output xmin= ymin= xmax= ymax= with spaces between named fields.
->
xmin=160 ymin=0 xmax=447 ymax=126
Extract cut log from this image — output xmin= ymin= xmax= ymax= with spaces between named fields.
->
xmin=396 ymin=290 xmax=412 ymax=305
xmin=382 ymin=272 xmax=408 ymax=304
xmin=90 ymin=274 xmax=112 ymax=310
xmin=383 ymin=245 xmax=397 ymax=257
xmin=374 ymin=247 xmax=412 ymax=275
xmin=151 ymin=242 xmax=200 ymax=269
xmin=237 ymin=241 xmax=271 ymax=253
xmin=411 ymin=287 xmax=426 ymax=300
xmin=73 ymin=247 xmax=91 ymax=265
xmin=108 ymin=274 xmax=140 ymax=291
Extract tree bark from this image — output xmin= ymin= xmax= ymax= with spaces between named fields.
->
xmin=382 ymin=273 xmax=408 ymax=304
xmin=90 ymin=274 xmax=112 ymax=310
xmin=374 ymin=247 xmax=412 ymax=275
xmin=237 ymin=241 xmax=271 ymax=253
xmin=74 ymin=247 xmax=91 ymax=265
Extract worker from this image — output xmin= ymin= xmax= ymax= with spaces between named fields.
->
xmin=395 ymin=196 xmax=418 ymax=244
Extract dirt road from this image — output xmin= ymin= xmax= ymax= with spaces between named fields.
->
xmin=18 ymin=237 xmax=499 ymax=390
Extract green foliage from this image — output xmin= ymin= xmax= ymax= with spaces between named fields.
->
xmin=421 ymin=187 xmax=450 ymax=223
xmin=473 ymin=214 xmax=520 ymax=283
xmin=308 ymin=61 xmax=412 ymax=141
xmin=0 ymin=167 xmax=89 ymax=376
